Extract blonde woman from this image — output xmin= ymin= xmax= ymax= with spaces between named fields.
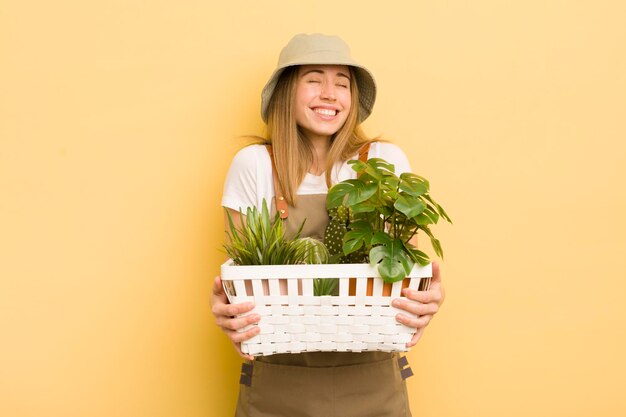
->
xmin=212 ymin=33 xmax=445 ymax=417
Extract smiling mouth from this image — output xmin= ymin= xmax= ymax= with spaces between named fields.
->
xmin=313 ymin=108 xmax=337 ymax=116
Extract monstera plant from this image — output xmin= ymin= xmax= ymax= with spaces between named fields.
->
xmin=325 ymin=157 xmax=452 ymax=284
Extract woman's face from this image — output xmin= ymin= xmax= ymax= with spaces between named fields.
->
xmin=294 ymin=65 xmax=352 ymax=141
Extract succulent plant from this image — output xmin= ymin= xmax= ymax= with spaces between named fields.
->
xmin=224 ymin=199 xmax=329 ymax=266
xmin=223 ymin=199 xmax=334 ymax=295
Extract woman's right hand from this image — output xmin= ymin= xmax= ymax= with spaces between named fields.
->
xmin=211 ymin=276 xmax=261 ymax=361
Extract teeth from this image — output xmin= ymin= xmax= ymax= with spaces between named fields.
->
xmin=314 ymin=108 xmax=337 ymax=116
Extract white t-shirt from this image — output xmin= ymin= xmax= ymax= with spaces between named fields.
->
xmin=221 ymin=141 xmax=412 ymax=212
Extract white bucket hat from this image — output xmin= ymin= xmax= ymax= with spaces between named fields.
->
xmin=261 ymin=33 xmax=377 ymax=123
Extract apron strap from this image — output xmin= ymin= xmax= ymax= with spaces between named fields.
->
xmin=358 ymin=142 xmax=371 ymax=163
xmin=397 ymin=355 xmax=414 ymax=380
xmin=239 ymin=361 xmax=253 ymax=386
xmin=265 ymin=145 xmax=289 ymax=219
xmin=357 ymin=142 xmax=372 ymax=179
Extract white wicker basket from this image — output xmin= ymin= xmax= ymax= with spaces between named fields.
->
xmin=221 ymin=260 xmax=433 ymax=356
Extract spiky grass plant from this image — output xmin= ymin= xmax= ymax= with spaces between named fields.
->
xmin=224 ymin=199 xmax=334 ymax=295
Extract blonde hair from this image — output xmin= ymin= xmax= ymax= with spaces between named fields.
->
xmin=261 ymin=66 xmax=374 ymax=206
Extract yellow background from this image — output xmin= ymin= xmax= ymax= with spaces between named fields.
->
xmin=2 ymin=1 xmax=625 ymax=416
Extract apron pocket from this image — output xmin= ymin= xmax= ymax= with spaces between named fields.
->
xmin=333 ymin=356 xmax=411 ymax=417
xmin=237 ymin=356 xmax=410 ymax=417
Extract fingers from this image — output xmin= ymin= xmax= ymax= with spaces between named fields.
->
xmin=211 ymin=275 xmax=258 ymax=360
xmin=394 ymin=269 xmax=441 ymax=330
xmin=225 ymin=326 xmax=261 ymax=361
xmin=400 ymin=287 xmax=443 ymax=305
xmin=431 ymin=261 xmax=441 ymax=284
xmin=392 ymin=297 xmax=439 ymax=317
xmin=406 ymin=327 xmax=425 ymax=348
xmin=216 ymin=312 xmax=261 ymax=332
xmin=232 ymin=342 xmax=255 ymax=361
xmin=400 ymin=262 xmax=444 ymax=305
xmin=395 ymin=312 xmax=432 ymax=329
xmin=212 ymin=276 xmax=257 ymax=317
xmin=429 ymin=261 xmax=446 ymax=304
xmin=212 ymin=299 xmax=257 ymax=318
xmin=212 ymin=276 xmax=224 ymax=295
xmin=211 ymin=276 xmax=228 ymax=310
xmin=224 ymin=325 xmax=261 ymax=344
xmin=237 ymin=347 xmax=255 ymax=362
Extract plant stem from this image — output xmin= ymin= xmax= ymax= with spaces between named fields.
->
xmin=405 ymin=228 xmax=418 ymax=244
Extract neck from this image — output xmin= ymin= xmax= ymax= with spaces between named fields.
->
xmin=306 ymin=135 xmax=331 ymax=175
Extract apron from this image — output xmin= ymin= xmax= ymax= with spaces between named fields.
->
xmin=234 ymin=147 xmax=413 ymax=417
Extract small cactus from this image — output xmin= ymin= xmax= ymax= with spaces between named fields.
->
xmin=324 ymin=206 xmax=368 ymax=265
xmin=324 ymin=207 xmax=349 ymax=263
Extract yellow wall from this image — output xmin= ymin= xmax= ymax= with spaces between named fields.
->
xmin=2 ymin=1 xmax=625 ymax=416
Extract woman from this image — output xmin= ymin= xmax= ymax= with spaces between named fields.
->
xmin=212 ymin=33 xmax=445 ymax=417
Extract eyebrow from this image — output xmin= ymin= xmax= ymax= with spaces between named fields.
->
xmin=300 ymin=69 xmax=351 ymax=80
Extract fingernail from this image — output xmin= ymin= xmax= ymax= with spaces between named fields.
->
xmin=392 ymin=299 xmax=401 ymax=307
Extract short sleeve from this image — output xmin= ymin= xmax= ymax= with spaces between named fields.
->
xmin=221 ymin=146 xmax=260 ymax=212
xmin=370 ymin=142 xmax=413 ymax=175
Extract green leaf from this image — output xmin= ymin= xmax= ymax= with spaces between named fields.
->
xmin=371 ymin=231 xmax=392 ymax=245
xmin=398 ymin=181 xmax=428 ymax=197
xmin=399 ymin=172 xmax=429 ymax=192
xmin=369 ymin=238 xmax=412 ymax=282
xmin=327 ymin=182 xmax=357 ymax=209
xmin=343 ymin=221 xmax=373 ymax=255
xmin=347 ymin=182 xmax=378 ymax=206
xmin=437 ymin=204 xmax=452 ymax=223
xmin=314 ymin=278 xmax=339 ymax=296
xmin=423 ymin=194 xmax=452 ymax=223
xmin=431 ymin=238 xmax=444 ymax=259
xmin=367 ymin=158 xmax=396 ymax=175
xmin=378 ymin=205 xmax=395 ymax=217
xmin=348 ymin=157 xmax=397 ymax=181
xmin=369 ymin=245 xmax=386 ymax=264
xmin=377 ymin=259 xmax=406 ymax=283
xmin=394 ymin=195 xmax=426 ymax=218
xmin=381 ymin=175 xmax=400 ymax=190
xmin=421 ymin=225 xmax=435 ymax=239
xmin=351 ymin=201 xmax=377 ymax=213
xmin=342 ymin=232 xmax=364 ymax=254
xmin=423 ymin=205 xmax=440 ymax=224
xmin=402 ymin=241 xmax=431 ymax=266
xmin=222 ymin=199 xmax=322 ymax=266
xmin=413 ymin=213 xmax=433 ymax=226
xmin=347 ymin=159 xmax=368 ymax=175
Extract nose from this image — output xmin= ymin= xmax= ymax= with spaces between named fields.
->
xmin=320 ymin=81 xmax=336 ymax=101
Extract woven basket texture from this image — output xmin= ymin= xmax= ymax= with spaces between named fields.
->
xmin=221 ymin=261 xmax=432 ymax=356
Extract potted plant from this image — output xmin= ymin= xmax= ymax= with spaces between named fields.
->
xmin=220 ymin=158 xmax=451 ymax=356
xmin=324 ymin=157 xmax=452 ymax=295
xmin=222 ymin=199 xmax=331 ymax=299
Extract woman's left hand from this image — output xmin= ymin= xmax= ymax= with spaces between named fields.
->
xmin=392 ymin=261 xmax=445 ymax=347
